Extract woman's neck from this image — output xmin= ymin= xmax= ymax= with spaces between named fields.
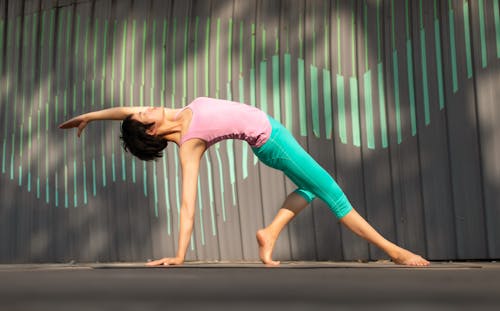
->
xmin=158 ymin=108 xmax=191 ymax=146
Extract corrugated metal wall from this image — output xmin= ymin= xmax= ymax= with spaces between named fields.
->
xmin=1 ymin=0 xmax=499 ymax=263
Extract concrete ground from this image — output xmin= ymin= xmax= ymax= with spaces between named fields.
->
xmin=0 ymin=261 xmax=499 ymax=310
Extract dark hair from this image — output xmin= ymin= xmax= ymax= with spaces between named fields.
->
xmin=120 ymin=115 xmax=168 ymax=161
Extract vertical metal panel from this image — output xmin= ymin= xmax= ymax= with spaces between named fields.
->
xmin=470 ymin=0 xmax=500 ymax=258
xmin=334 ymin=0 xmax=369 ymax=261
xmin=384 ymin=0 xmax=427 ymax=256
xmin=305 ymin=0 xmax=343 ymax=261
xmin=411 ymin=0 xmax=456 ymax=260
xmin=441 ymin=0 xmax=488 ymax=259
xmin=281 ymin=0 xmax=318 ymax=261
xmin=358 ymin=0 xmax=397 ymax=260
xmin=192 ymin=0 xmax=224 ymax=261
xmin=255 ymin=0 xmax=293 ymax=261
xmin=232 ymin=0 xmax=266 ymax=261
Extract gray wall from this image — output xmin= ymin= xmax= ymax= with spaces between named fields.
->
xmin=1 ymin=0 xmax=499 ymax=263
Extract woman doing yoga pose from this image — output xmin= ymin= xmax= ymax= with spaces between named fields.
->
xmin=59 ymin=97 xmax=430 ymax=267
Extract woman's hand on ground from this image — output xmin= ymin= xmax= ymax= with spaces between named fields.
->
xmin=59 ymin=115 xmax=89 ymax=137
xmin=145 ymin=257 xmax=184 ymax=267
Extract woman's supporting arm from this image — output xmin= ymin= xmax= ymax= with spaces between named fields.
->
xmin=146 ymin=139 xmax=207 ymax=266
xmin=59 ymin=107 xmax=148 ymax=137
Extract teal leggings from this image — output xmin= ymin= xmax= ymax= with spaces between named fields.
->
xmin=252 ymin=116 xmax=352 ymax=219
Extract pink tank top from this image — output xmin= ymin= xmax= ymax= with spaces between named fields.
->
xmin=177 ymin=97 xmax=272 ymax=148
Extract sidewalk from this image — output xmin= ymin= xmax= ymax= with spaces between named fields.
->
xmin=1 ymin=261 xmax=499 ymax=310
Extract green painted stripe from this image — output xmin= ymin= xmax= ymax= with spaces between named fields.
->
xmin=64 ymin=165 xmax=68 ymax=208
xmin=310 ymin=65 xmax=320 ymax=138
xmin=420 ymin=29 xmax=430 ymax=125
xmin=449 ymin=9 xmax=458 ymax=93
xmin=120 ymin=20 xmax=127 ymax=106
xmin=364 ymin=70 xmax=375 ymax=149
xmin=284 ymin=53 xmax=292 ymax=131
xmin=238 ymin=78 xmax=245 ymax=103
xmin=350 ymin=77 xmax=360 ymax=147
xmin=323 ymin=69 xmax=332 ymax=139
xmin=193 ymin=17 xmax=198 ymax=98
xmin=406 ymin=39 xmax=417 ymax=136
xmin=171 ymin=18 xmax=176 ymax=105
xmin=478 ymin=0 xmax=487 ymax=67
xmin=1 ymin=140 xmax=5 ymax=174
xmin=132 ymin=157 xmax=136 ymax=183
xmin=55 ymin=172 xmax=58 ymax=207
xmin=162 ymin=157 xmax=171 ymax=235
xmin=153 ymin=162 xmax=158 ymax=217
xmin=215 ymin=146 xmax=226 ymax=221
xmin=298 ymin=58 xmax=307 ymax=136
xmin=131 ymin=20 xmax=137 ymax=106
xmin=142 ymin=20 xmax=147 ymax=86
xmin=204 ymin=155 xmax=216 ymax=222
xmin=83 ymin=160 xmax=88 ymax=204
xmin=161 ymin=19 xmax=167 ymax=107
xmin=251 ymin=23 xmax=256 ymax=68
xmin=239 ymin=77 xmax=248 ymax=179
xmin=174 ymin=152 xmax=180 ymax=217
xmin=112 ymin=20 xmax=117 ymax=84
xmin=239 ymin=21 xmax=244 ymax=73
xmin=250 ymin=69 xmax=256 ymax=106
xmin=18 ymin=165 xmax=22 ymax=187
xmin=435 ymin=19 xmax=445 ymax=109
xmin=73 ymin=160 xmax=77 ymax=207
xmin=11 ymin=134 xmax=15 ymax=181
xmin=121 ymin=151 xmax=126 ymax=181
xmin=112 ymin=152 xmax=116 ymax=182
xmin=37 ymin=111 xmax=41 ymax=197
xmin=226 ymin=140 xmax=237 ymax=206
xmin=151 ymin=19 xmax=156 ymax=103
xmin=495 ymin=0 xmax=500 ymax=58
xmin=102 ymin=147 xmax=107 ymax=187
xmin=183 ymin=17 xmax=188 ymax=104
xmin=197 ymin=178 xmax=206 ymax=245
xmin=227 ymin=18 xmax=233 ymax=93
xmin=28 ymin=116 xmax=32 ymax=191
xmin=262 ymin=27 xmax=266 ymax=59
xmin=216 ymin=18 xmax=221 ymax=98
xmin=205 ymin=18 xmax=210 ymax=96
xmin=260 ymin=61 xmax=267 ymax=113
xmin=272 ymin=54 xmax=280 ymax=121
xmin=336 ymin=74 xmax=347 ymax=144
xmin=378 ymin=62 xmax=388 ymax=148
xmin=393 ymin=50 xmax=402 ymax=144
xmin=92 ymin=157 xmax=97 ymax=196
xmin=463 ymin=2 xmax=473 ymax=77
xmin=226 ymin=82 xmax=232 ymax=101
xmin=242 ymin=142 xmax=248 ymax=179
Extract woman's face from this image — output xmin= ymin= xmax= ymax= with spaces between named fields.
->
xmin=133 ymin=107 xmax=165 ymax=134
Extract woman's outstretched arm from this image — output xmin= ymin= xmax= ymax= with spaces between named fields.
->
xmin=59 ymin=107 xmax=148 ymax=136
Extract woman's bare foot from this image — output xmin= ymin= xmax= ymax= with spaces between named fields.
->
xmin=391 ymin=248 xmax=430 ymax=266
xmin=256 ymin=229 xmax=280 ymax=266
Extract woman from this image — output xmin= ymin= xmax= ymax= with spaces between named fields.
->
xmin=59 ymin=97 xmax=429 ymax=267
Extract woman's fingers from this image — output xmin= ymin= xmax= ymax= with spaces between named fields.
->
xmin=77 ymin=121 xmax=88 ymax=137
xmin=145 ymin=258 xmax=167 ymax=266
xmin=145 ymin=257 xmax=183 ymax=267
xmin=59 ymin=117 xmax=88 ymax=137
